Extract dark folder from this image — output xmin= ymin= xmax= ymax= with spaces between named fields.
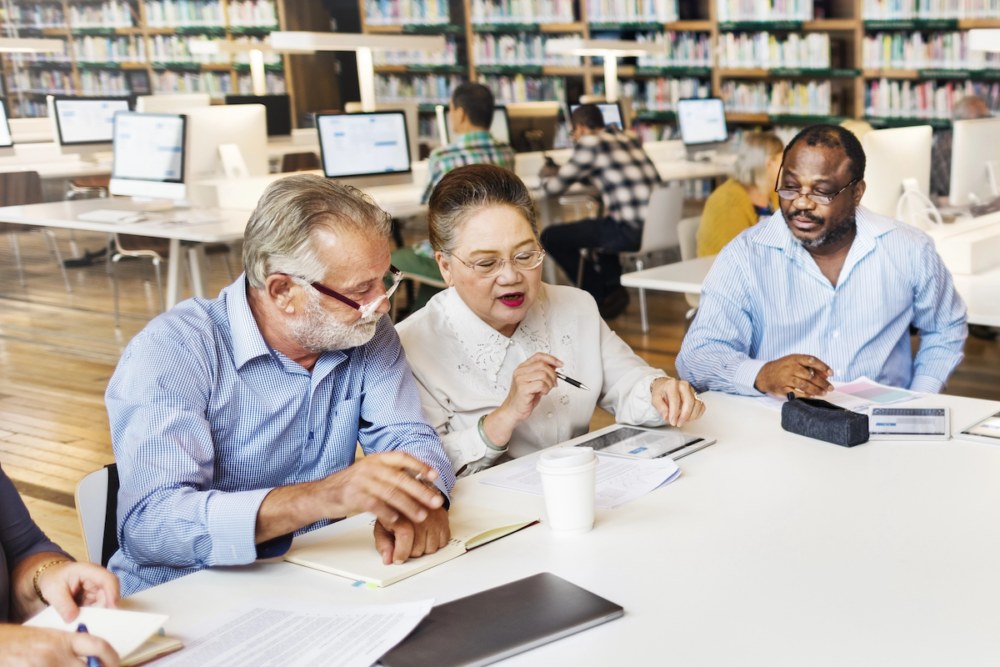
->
xmin=380 ymin=572 xmax=624 ymax=667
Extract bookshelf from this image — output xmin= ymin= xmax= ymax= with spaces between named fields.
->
xmin=0 ymin=0 xmax=290 ymax=118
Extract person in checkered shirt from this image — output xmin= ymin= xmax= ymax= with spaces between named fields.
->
xmin=539 ymin=104 xmax=661 ymax=319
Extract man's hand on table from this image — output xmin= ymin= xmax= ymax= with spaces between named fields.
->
xmin=374 ymin=506 xmax=451 ymax=565
xmin=754 ymin=355 xmax=834 ymax=398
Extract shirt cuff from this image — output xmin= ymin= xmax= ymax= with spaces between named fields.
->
xmin=733 ymin=359 xmax=769 ymax=396
xmin=631 ymin=371 xmax=670 ymax=425
xmin=207 ymin=487 xmax=273 ymax=566
xmin=909 ymin=375 xmax=943 ymax=394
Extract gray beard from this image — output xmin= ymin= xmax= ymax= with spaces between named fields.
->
xmin=289 ymin=290 xmax=380 ymax=352
xmin=797 ymin=211 xmax=857 ymax=248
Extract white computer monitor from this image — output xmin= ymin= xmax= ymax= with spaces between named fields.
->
xmin=0 ymin=101 xmax=14 ymax=157
xmin=490 ymin=106 xmax=511 ymax=144
xmin=109 ymin=111 xmax=187 ymax=201
xmin=136 ymin=94 xmax=211 ymax=114
xmin=316 ymin=111 xmax=411 ymax=179
xmin=569 ymin=102 xmax=623 ymax=130
xmin=861 ymin=125 xmax=932 ymax=219
xmin=181 ymin=105 xmax=269 ymax=181
xmin=949 ymin=117 xmax=1000 ymax=207
xmin=677 ymin=98 xmax=728 ymax=146
xmin=49 ymin=96 xmax=130 ymax=157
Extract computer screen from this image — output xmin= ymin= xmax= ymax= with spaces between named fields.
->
xmin=569 ymin=102 xmax=623 ymax=130
xmin=677 ymin=98 xmax=728 ymax=145
xmin=112 ymin=112 xmax=186 ymax=183
xmin=490 ymin=106 xmax=510 ymax=144
xmin=53 ymin=97 xmax=131 ymax=146
xmin=0 ymin=100 xmax=12 ymax=148
xmin=316 ymin=112 xmax=411 ymax=179
xmin=225 ymin=94 xmax=292 ymax=136
xmin=861 ymin=125 xmax=932 ymax=218
xmin=949 ymin=117 xmax=1000 ymax=207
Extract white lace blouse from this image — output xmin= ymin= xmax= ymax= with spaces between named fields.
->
xmin=396 ymin=283 xmax=668 ymax=474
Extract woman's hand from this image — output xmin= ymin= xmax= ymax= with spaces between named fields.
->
xmin=483 ymin=353 xmax=563 ymax=447
xmin=651 ymin=377 xmax=705 ymax=427
xmin=36 ymin=561 xmax=120 ymax=623
xmin=0 ymin=625 xmax=120 ymax=667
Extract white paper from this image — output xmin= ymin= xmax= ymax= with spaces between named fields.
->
xmin=150 ymin=597 xmax=433 ymax=667
xmin=757 ymin=376 xmax=922 ymax=413
xmin=481 ymin=454 xmax=681 ymax=510
xmin=25 ymin=606 xmax=168 ymax=658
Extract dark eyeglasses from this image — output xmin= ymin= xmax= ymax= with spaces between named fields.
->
xmin=284 ymin=266 xmax=402 ymax=317
xmin=775 ymin=169 xmax=859 ymax=206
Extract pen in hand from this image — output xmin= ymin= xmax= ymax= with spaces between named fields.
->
xmin=76 ymin=624 xmax=103 ymax=667
xmin=556 ymin=371 xmax=590 ymax=391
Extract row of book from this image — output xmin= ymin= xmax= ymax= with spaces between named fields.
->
xmin=863 ymin=31 xmax=1000 ymax=70
xmin=616 ymin=77 xmax=711 ymax=110
xmin=721 ymin=79 xmax=832 ymax=114
xmin=80 ymin=69 xmax=132 ymax=95
xmin=152 ymin=69 xmax=234 ymax=95
xmin=636 ymin=32 xmax=712 ymax=68
xmin=227 ymin=0 xmax=277 ymax=27
xmin=375 ymin=73 xmax=463 ymax=104
xmin=717 ymin=32 xmax=830 ymax=69
xmin=865 ymin=78 xmax=1000 ymax=117
xmin=144 ymin=0 xmax=225 ymax=27
xmin=236 ymin=71 xmax=284 ymax=94
xmin=373 ymin=37 xmax=458 ymax=65
xmin=8 ymin=99 xmax=49 ymax=118
xmin=2 ymin=3 xmax=65 ymax=28
xmin=149 ymin=35 xmax=230 ymax=63
xmin=231 ymin=36 xmax=282 ymax=63
xmin=68 ymin=1 xmax=135 ymax=28
xmin=363 ymin=0 xmax=451 ymax=25
xmin=7 ymin=52 xmax=73 ymax=65
xmin=586 ymin=0 xmax=678 ymax=23
xmin=716 ymin=0 xmax=813 ymax=22
xmin=473 ymin=33 xmax=582 ymax=66
xmin=478 ymin=73 xmax=567 ymax=102
xmin=74 ymin=35 xmax=146 ymax=63
xmin=863 ymin=0 xmax=1000 ymax=18
xmin=469 ymin=0 xmax=575 ymax=25
xmin=9 ymin=70 xmax=76 ymax=95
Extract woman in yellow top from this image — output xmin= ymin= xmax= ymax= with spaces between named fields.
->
xmin=696 ymin=132 xmax=784 ymax=257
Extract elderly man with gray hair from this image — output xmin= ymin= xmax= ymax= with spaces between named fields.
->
xmin=105 ymin=174 xmax=456 ymax=596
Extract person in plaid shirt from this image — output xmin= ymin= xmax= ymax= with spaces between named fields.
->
xmin=391 ymin=82 xmax=515 ymax=313
xmin=539 ymin=104 xmax=661 ymax=319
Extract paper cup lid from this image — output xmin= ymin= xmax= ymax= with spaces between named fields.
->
xmin=538 ymin=447 xmax=596 ymax=470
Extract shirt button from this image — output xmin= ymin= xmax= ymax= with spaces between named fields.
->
xmin=309 ymin=431 xmax=314 ymax=440
xmin=833 ymin=331 xmax=840 ymax=338
xmin=508 ymin=340 xmax=514 ymax=347
xmin=547 ymin=412 xmax=553 ymax=419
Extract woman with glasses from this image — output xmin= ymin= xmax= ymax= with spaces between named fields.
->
xmin=396 ymin=164 xmax=705 ymax=477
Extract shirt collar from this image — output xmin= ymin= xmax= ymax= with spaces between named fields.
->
xmin=457 ymin=130 xmax=493 ymax=146
xmin=226 ymin=275 xmax=274 ymax=369
xmin=443 ymin=286 xmax=550 ymax=382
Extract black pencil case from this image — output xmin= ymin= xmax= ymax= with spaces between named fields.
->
xmin=780 ymin=392 xmax=869 ymax=447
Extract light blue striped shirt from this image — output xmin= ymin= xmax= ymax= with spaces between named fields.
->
xmin=106 ymin=276 xmax=456 ymax=596
xmin=676 ymin=207 xmax=967 ymax=396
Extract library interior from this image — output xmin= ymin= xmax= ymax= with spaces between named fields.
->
xmin=2 ymin=0 xmax=1000 ymax=664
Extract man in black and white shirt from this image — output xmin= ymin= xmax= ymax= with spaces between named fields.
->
xmin=540 ymin=104 xmax=661 ymax=319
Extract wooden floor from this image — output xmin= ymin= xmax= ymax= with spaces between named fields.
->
xmin=2 ymin=227 xmax=999 ymax=562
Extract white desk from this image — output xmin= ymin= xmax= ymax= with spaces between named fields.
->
xmin=124 ymin=390 xmax=1000 ymax=666
xmin=0 ymin=198 xmax=251 ymax=309
xmin=622 ymin=255 xmax=1000 ymax=327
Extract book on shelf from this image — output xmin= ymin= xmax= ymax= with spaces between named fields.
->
xmin=474 ymin=33 xmax=580 ymax=66
xmin=75 ymin=35 xmax=146 ymax=63
xmin=716 ymin=0 xmax=813 ymax=22
xmin=863 ymin=31 xmax=1000 ymax=71
xmin=67 ymin=1 xmax=135 ymax=29
xmin=4 ymin=3 xmax=65 ymax=28
xmin=363 ymin=0 xmax=451 ymax=25
xmin=861 ymin=0 xmax=999 ymax=20
xmin=718 ymin=32 xmax=830 ymax=69
xmin=374 ymin=36 xmax=458 ymax=65
xmin=227 ymin=0 xmax=277 ymax=28
xmin=722 ymin=79 xmax=832 ymax=114
xmin=153 ymin=69 xmax=233 ymax=96
xmin=143 ymin=0 xmax=225 ymax=28
xmin=470 ymin=0 xmax=575 ymax=25
xmin=587 ymin=0 xmax=678 ymax=23
xmin=80 ymin=70 xmax=132 ymax=96
xmin=150 ymin=34 xmax=230 ymax=63
xmin=478 ymin=73 xmax=566 ymax=103
xmin=236 ymin=71 xmax=285 ymax=94
xmin=636 ymin=31 xmax=712 ymax=68
xmin=866 ymin=77 xmax=1000 ymax=118
xmin=623 ymin=77 xmax=712 ymax=110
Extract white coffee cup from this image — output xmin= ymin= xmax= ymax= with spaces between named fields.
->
xmin=536 ymin=447 xmax=599 ymax=534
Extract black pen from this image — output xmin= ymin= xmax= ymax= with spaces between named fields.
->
xmin=556 ymin=371 xmax=590 ymax=391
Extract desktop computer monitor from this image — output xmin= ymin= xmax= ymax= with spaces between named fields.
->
xmin=861 ymin=125 xmax=932 ymax=219
xmin=110 ymin=111 xmax=187 ymax=200
xmin=506 ymin=102 xmax=562 ymax=153
xmin=316 ymin=111 xmax=411 ymax=179
xmin=48 ymin=95 xmax=131 ymax=157
xmin=0 ymin=100 xmax=14 ymax=157
xmin=437 ymin=105 xmax=512 ymax=146
xmin=569 ymin=102 xmax=624 ymax=130
xmin=225 ymin=94 xmax=292 ymax=137
xmin=136 ymin=94 xmax=211 ymax=113
xmin=182 ymin=104 xmax=269 ymax=180
xmin=677 ymin=98 xmax=728 ymax=145
xmin=949 ymin=117 xmax=1000 ymax=207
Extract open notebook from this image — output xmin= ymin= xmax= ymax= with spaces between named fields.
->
xmin=285 ymin=503 xmax=538 ymax=588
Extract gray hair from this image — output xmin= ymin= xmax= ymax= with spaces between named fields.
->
xmin=732 ymin=131 xmax=784 ymax=191
xmin=242 ymin=174 xmax=392 ymax=289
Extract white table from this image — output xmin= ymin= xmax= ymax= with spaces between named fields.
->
xmin=124 ymin=390 xmax=1000 ymax=666
xmin=622 ymin=255 xmax=1000 ymax=327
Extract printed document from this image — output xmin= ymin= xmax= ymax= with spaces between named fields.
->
xmin=150 ymin=597 xmax=433 ymax=667
xmin=758 ymin=376 xmax=922 ymax=413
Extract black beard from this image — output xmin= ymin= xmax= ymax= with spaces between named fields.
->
xmin=784 ymin=208 xmax=857 ymax=248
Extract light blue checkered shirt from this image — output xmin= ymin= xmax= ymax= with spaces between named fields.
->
xmin=676 ymin=207 xmax=967 ymax=396
xmin=106 ymin=276 xmax=456 ymax=596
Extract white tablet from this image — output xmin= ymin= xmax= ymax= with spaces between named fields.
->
xmin=867 ymin=407 xmax=951 ymax=441
xmin=953 ymin=410 xmax=1000 ymax=446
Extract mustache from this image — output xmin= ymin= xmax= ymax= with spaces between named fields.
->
xmin=785 ymin=209 xmax=825 ymax=224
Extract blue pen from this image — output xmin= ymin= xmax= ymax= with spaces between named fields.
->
xmin=75 ymin=624 xmax=102 ymax=667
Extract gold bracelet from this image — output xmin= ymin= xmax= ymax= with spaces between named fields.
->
xmin=33 ymin=559 xmax=70 ymax=606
